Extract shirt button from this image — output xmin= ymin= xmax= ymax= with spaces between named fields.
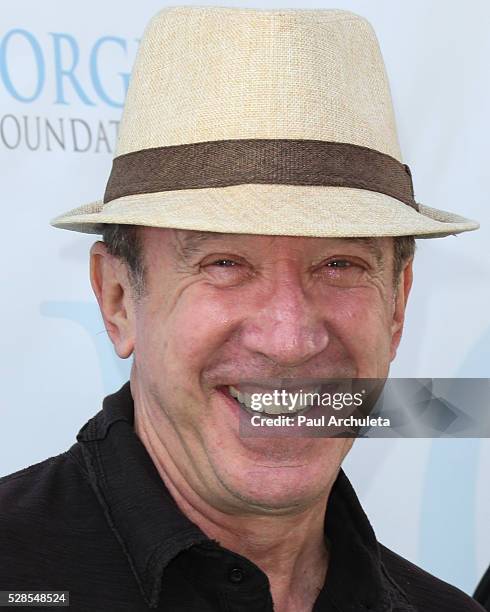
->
xmin=228 ymin=567 xmax=244 ymax=583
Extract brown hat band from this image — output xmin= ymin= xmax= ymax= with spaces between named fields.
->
xmin=103 ymin=139 xmax=417 ymax=211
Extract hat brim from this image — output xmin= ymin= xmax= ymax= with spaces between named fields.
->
xmin=49 ymin=185 xmax=479 ymax=239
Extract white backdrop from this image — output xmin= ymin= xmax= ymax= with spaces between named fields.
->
xmin=1 ymin=0 xmax=489 ymax=597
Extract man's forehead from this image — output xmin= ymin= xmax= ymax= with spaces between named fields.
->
xmin=140 ymin=227 xmax=388 ymax=267
xmin=176 ymin=229 xmax=387 ymax=266
xmin=172 ymin=228 xmax=384 ymax=251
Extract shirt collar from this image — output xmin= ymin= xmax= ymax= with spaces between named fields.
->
xmin=76 ymin=381 xmax=210 ymax=607
xmin=76 ymin=381 xmax=413 ymax=611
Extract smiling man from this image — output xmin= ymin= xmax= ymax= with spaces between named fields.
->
xmin=91 ymin=226 xmax=410 ymax=610
xmin=0 ymin=6 xmax=483 ymax=612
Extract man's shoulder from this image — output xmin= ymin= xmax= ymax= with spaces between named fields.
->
xmin=0 ymin=445 xmax=88 ymax=506
xmin=0 ymin=447 xmax=105 ymax=568
xmin=0 ymin=446 xmax=99 ymax=535
xmin=380 ymin=544 xmax=485 ymax=611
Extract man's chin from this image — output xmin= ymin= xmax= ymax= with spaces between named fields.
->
xmin=217 ymin=465 xmax=333 ymax=513
xmin=207 ymin=440 xmax=349 ymax=513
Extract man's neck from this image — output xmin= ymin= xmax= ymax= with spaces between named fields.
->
xmin=159 ymin=467 xmax=329 ymax=611
xmin=132 ymin=379 xmax=331 ymax=611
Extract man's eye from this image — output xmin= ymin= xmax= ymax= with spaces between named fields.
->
xmin=202 ymin=258 xmax=250 ymax=287
xmin=318 ymin=259 xmax=365 ymax=287
xmin=210 ymin=259 xmax=237 ymax=267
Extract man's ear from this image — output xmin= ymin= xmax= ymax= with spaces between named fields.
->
xmin=390 ymin=258 xmax=414 ymax=362
xmin=90 ymin=241 xmax=135 ymax=359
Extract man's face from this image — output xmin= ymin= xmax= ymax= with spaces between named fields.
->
xmin=92 ymin=229 xmax=412 ymax=513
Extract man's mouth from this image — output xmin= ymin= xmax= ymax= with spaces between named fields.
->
xmin=221 ymin=384 xmax=323 ymax=416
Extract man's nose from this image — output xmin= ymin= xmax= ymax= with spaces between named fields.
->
xmin=240 ymin=275 xmax=330 ymax=367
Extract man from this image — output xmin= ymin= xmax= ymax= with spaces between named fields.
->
xmin=0 ymin=6 xmax=483 ymax=611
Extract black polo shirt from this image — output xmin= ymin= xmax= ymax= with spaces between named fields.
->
xmin=0 ymin=382 xmax=484 ymax=611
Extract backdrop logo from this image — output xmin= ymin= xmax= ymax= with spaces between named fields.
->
xmin=0 ymin=28 xmax=139 ymax=152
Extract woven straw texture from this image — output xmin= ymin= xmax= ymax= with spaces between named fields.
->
xmin=50 ymin=6 xmax=479 ymax=238
xmin=116 ymin=7 xmax=401 ymax=158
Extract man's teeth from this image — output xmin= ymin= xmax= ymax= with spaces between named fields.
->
xmin=227 ymin=385 xmax=321 ymax=415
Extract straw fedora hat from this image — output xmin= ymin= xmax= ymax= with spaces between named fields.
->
xmin=50 ymin=6 xmax=479 ymax=238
